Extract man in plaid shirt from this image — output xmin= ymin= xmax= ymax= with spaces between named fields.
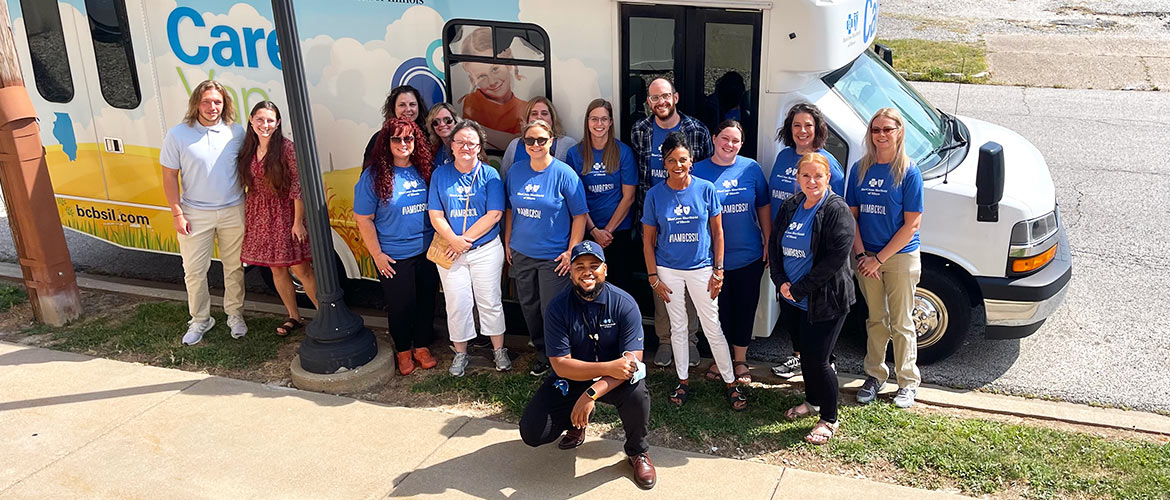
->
xmin=631 ymin=77 xmax=712 ymax=367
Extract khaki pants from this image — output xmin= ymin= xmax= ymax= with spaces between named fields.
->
xmin=857 ymin=250 xmax=922 ymax=389
xmin=176 ymin=203 xmax=246 ymax=322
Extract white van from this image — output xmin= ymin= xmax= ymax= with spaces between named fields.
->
xmin=7 ymin=0 xmax=1070 ymax=362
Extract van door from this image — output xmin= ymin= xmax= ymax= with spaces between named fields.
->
xmin=619 ymin=4 xmax=762 ymax=159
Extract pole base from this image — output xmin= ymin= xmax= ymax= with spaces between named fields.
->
xmin=290 ymin=336 xmax=394 ymax=394
xmin=296 ymin=325 xmax=378 ymax=374
xmin=29 ymin=285 xmax=81 ymax=326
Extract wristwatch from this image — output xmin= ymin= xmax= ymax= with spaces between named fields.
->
xmin=585 ymin=386 xmax=600 ymax=400
xmin=856 ymin=252 xmax=866 ymax=260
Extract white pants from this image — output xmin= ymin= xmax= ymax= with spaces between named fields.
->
xmin=437 ymin=237 xmax=506 ymax=343
xmin=657 ymin=266 xmax=734 ymax=383
xmin=176 ymin=203 xmax=246 ymax=322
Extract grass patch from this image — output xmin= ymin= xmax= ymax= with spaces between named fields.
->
xmin=20 ymin=301 xmax=288 ymax=371
xmin=876 ymin=38 xmax=988 ymax=84
xmin=0 ymin=282 xmax=28 ymax=312
xmin=412 ymin=370 xmax=1170 ymax=499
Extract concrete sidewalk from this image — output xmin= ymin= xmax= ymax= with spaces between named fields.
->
xmin=986 ymin=34 xmax=1170 ymax=91
xmin=0 ymin=341 xmax=973 ymax=500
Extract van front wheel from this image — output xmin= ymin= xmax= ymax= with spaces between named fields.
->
xmin=913 ymin=267 xmax=971 ymax=364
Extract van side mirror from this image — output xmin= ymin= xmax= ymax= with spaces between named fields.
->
xmin=872 ymin=44 xmax=894 ymax=67
xmin=976 ymin=142 xmax=1005 ymax=222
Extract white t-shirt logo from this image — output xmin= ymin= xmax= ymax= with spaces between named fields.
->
xmin=525 ymin=184 xmax=541 ymax=193
xmin=788 ymin=221 xmax=803 ymax=231
xmin=785 ymin=167 xmax=797 ymax=177
xmin=456 ymin=185 xmax=471 ymax=195
xmin=868 ymin=178 xmax=884 ymax=188
xmin=722 ymin=179 xmax=739 ymax=189
xmin=673 ymin=204 xmax=691 ymax=216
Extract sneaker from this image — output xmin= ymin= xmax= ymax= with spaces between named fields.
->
xmin=449 ymin=352 xmax=469 ymax=377
xmin=770 ymin=355 xmax=802 ymax=379
xmin=652 ymin=344 xmax=672 ymax=367
xmin=894 ymin=387 xmax=918 ymax=408
xmin=227 ymin=314 xmax=247 ymax=339
xmin=493 ymin=347 xmax=513 ymax=372
xmin=181 ymin=317 xmax=215 ymax=346
xmin=529 ymin=357 xmax=551 ymax=377
xmin=856 ymin=375 xmax=884 ymax=404
xmin=688 ymin=344 xmax=701 ymax=367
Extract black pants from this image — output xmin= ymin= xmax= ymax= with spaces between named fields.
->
xmin=510 ymin=251 xmax=571 ymax=360
xmin=520 ymin=375 xmax=651 ymax=456
xmin=718 ymin=259 xmax=765 ymax=348
xmin=379 ymin=253 xmax=439 ymax=352
xmin=780 ymin=301 xmax=846 ymax=423
xmin=589 ymin=229 xmax=636 ymax=294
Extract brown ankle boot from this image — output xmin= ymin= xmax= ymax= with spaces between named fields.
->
xmin=396 ymin=350 xmax=415 ymax=376
xmin=413 ymin=347 xmax=437 ymax=369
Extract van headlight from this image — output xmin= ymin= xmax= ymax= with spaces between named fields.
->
xmin=1008 ymin=209 xmax=1059 ymax=275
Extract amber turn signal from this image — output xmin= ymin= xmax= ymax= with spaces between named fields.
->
xmin=1011 ymin=244 xmax=1058 ymax=273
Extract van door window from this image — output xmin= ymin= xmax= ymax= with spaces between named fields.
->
xmin=621 ymin=14 xmax=677 ymax=142
xmin=443 ymin=21 xmax=551 ymax=153
xmin=84 ymin=0 xmax=142 ymax=109
xmin=824 ymin=126 xmax=850 ymax=174
xmin=19 ymin=0 xmax=74 ymax=103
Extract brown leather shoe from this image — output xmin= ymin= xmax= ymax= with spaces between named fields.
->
xmin=627 ymin=452 xmax=656 ymax=490
xmin=395 ymin=350 xmax=415 ymax=376
xmin=413 ymin=347 xmax=437 ymax=370
xmin=558 ymin=426 xmax=586 ymax=450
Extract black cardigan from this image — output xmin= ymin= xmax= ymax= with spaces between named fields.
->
xmin=767 ymin=192 xmax=857 ymax=322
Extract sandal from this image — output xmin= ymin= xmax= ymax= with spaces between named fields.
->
xmin=704 ymin=363 xmax=721 ymax=381
xmin=727 ymin=384 xmax=748 ymax=412
xmin=804 ymin=420 xmax=838 ymax=445
xmin=669 ymin=382 xmax=689 ymax=407
xmin=733 ymin=361 xmax=752 ymax=384
xmin=276 ymin=317 xmax=303 ymax=337
xmin=784 ymin=402 xmax=818 ymax=421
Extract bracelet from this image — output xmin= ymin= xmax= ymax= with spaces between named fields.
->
xmin=855 ymin=252 xmax=866 ymax=260
xmin=650 ymin=279 xmax=661 ymax=289
xmin=647 ymin=273 xmax=657 ymax=277
xmin=711 ymin=272 xmax=723 ymax=282
xmin=875 ymin=255 xmax=885 ymax=265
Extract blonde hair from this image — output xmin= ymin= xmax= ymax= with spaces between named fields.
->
xmin=184 ymin=80 xmax=236 ymax=126
xmin=520 ymin=96 xmax=564 ymax=137
xmin=857 ymin=107 xmax=911 ymax=186
xmin=577 ymin=99 xmax=620 ymax=175
xmin=460 ymin=27 xmax=523 ymax=81
xmin=796 ymin=153 xmax=833 ymax=194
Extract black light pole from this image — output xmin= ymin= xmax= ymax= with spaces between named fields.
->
xmin=270 ymin=0 xmax=377 ymax=373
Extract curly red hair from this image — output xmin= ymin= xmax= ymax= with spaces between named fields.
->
xmin=364 ymin=117 xmax=434 ymax=202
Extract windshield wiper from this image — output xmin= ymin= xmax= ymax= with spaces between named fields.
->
xmin=925 ymin=112 xmax=967 ymax=160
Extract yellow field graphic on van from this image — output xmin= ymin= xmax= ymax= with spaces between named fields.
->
xmin=321 ymin=167 xmax=377 ymax=279
xmin=103 ymin=144 xmax=167 ymax=206
xmin=57 ymin=198 xmax=179 ymax=254
xmin=45 ymin=144 xmax=106 ymax=200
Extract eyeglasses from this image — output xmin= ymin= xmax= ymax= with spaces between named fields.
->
xmin=431 ymin=116 xmax=455 ymax=127
xmin=648 ymin=93 xmax=674 ymax=104
xmin=588 ymin=116 xmax=612 ymax=124
xmin=453 ymin=140 xmax=480 ymax=150
xmin=870 ymin=126 xmax=900 ymax=135
xmin=389 ymin=135 xmax=415 ymax=144
xmin=522 ymin=137 xmax=550 ymax=147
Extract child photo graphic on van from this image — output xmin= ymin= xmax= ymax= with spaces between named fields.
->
xmin=453 ymin=26 xmax=530 ymax=150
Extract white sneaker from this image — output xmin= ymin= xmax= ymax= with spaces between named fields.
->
xmin=182 ymin=317 xmax=215 ymax=346
xmin=227 ymin=315 xmax=248 ymax=339
xmin=449 ymin=352 xmax=470 ymax=377
xmin=894 ymin=387 xmax=918 ymax=408
xmin=493 ymin=348 xmax=513 ymax=372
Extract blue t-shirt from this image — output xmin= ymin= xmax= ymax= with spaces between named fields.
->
xmin=692 ymin=156 xmax=770 ymax=270
xmin=845 ymin=162 xmax=924 ymax=254
xmin=648 ymin=122 xmax=681 ymax=187
xmin=769 ymin=147 xmax=845 ymax=222
xmin=433 ymin=145 xmax=453 ymax=168
xmin=505 ymin=158 xmax=589 ymax=260
xmin=781 ymin=194 xmax=828 ymax=310
xmin=544 ymin=283 xmax=644 ymax=366
xmin=427 ymin=161 xmax=506 ymax=247
xmin=353 ymin=166 xmax=433 ymax=260
xmin=640 ymin=177 xmax=722 ymax=270
xmin=566 ymin=142 xmax=638 ymax=231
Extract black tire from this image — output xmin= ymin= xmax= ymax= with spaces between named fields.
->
xmin=913 ymin=266 xmax=972 ymax=364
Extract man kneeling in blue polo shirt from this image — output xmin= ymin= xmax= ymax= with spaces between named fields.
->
xmin=519 ymin=241 xmax=656 ymax=489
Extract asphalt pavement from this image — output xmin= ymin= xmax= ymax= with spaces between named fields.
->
xmin=1 ymin=83 xmax=1168 ymax=412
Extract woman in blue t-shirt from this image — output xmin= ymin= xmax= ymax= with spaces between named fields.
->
xmin=355 ymin=117 xmax=439 ymax=376
xmin=769 ymin=102 xmax=846 ymax=380
xmin=768 ymin=152 xmax=856 ymax=446
xmin=501 ymin=97 xmax=579 ymax=176
xmin=846 ymin=107 xmax=925 ymax=410
xmin=566 ymin=99 xmax=638 ymax=293
xmin=641 ymin=131 xmax=747 ymax=411
xmin=427 ymin=120 xmax=510 ymax=377
xmin=504 ymin=119 xmax=589 ymax=377
xmin=424 ymin=103 xmax=458 ymax=168
xmin=692 ymin=120 xmax=770 ymax=384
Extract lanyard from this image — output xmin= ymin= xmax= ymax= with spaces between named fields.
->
xmin=578 ymin=303 xmax=601 ymax=362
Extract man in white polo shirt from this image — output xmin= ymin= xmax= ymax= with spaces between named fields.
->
xmin=161 ymin=80 xmax=248 ymax=345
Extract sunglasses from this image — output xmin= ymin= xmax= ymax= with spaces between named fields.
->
xmin=389 ymin=135 xmax=415 ymax=144
xmin=870 ymin=126 xmax=900 ymax=135
xmin=430 ymin=116 xmax=455 ymax=127
xmin=522 ymin=137 xmax=550 ymax=147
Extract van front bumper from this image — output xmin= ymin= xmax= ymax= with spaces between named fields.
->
xmin=976 ymin=224 xmax=1072 ymax=340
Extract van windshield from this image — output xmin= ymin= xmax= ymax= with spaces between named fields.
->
xmin=824 ymin=51 xmax=946 ymax=169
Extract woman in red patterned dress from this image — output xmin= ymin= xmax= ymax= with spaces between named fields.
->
xmin=237 ymin=101 xmax=318 ymax=336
